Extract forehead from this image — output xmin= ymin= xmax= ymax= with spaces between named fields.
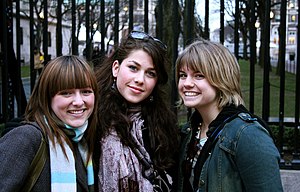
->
xmin=124 ymin=50 xmax=155 ymax=69
xmin=178 ymin=62 xmax=201 ymax=73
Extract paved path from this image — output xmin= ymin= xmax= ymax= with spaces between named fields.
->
xmin=281 ymin=169 xmax=300 ymax=192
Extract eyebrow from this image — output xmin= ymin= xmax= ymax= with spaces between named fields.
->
xmin=128 ymin=60 xmax=156 ymax=71
xmin=128 ymin=60 xmax=140 ymax=66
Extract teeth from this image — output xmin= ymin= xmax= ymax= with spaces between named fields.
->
xmin=185 ymin=92 xmax=198 ymax=96
xmin=69 ymin=110 xmax=84 ymax=114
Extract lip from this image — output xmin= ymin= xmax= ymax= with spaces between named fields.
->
xmin=184 ymin=91 xmax=200 ymax=96
xmin=68 ymin=109 xmax=85 ymax=115
xmin=128 ymin=85 xmax=144 ymax=93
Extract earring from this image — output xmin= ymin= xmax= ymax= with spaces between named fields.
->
xmin=111 ymin=78 xmax=116 ymax=90
xmin=149 ymin=95 xmax=154 ymax=102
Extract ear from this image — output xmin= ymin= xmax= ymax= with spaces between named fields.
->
xmin=112 ymin=60 xmax=120 ymax=78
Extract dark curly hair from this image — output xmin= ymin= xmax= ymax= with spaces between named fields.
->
xmin=94 ymin=31 xmax=179 ymax=170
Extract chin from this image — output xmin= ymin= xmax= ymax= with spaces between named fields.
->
xmin=183 ymin=102 xmax=196 ymax=108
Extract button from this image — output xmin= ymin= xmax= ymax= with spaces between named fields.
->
xmin=199 ymin=179 xmax=205 ymax=186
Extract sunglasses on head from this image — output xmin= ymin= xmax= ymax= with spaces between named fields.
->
xmin=129 ymin=30 xmax=167 ymax=50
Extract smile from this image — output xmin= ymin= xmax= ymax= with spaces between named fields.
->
xmin=184 ymin=92 xmax=199 ymax=96
xmin=128 ymin=85 xmax=144 ymax=93
xmin=68 ymin=109 xmax=84 ymax=114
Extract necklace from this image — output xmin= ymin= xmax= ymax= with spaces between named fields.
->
xmin=183 ymin=122 xmax=208 ymax=178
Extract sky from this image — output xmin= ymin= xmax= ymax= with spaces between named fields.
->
xmin=196 ymin=0 xmax=233 ymax=31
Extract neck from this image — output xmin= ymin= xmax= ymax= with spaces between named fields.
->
xmin=197 ymin=106 xmax=221 ymax=129
xmin=199 ymin=122 xmax=209 ymax=139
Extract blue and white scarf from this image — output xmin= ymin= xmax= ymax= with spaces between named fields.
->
xmin=44 ymin=117 xmax=94 ymax=192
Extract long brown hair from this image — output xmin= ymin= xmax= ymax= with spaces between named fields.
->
xmin=25 ymin=55 xmax=99 ymax=158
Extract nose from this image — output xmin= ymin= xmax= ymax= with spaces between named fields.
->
xmin=134 ymin=72 xmax=144 ymax=84
xmin=72 ymin=92 xmax=84 ymax=106
xmin=183 ymin=76 xmax=194 ymax=87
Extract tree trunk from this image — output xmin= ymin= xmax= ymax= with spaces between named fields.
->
xmin=156 ymin=0 xmax=181 ymax=109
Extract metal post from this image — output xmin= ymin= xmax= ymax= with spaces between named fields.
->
xmin=129 ymin=0 xmax=133 ymax=31
xmin=144 ymin=0 xmax=148 ymax=33
xmin=30 ymin=0 xmax=34 ymax=91
xmin=71 ymin=0 xmax=77 ymax=55
xmin=278 ymin=0 xmax=287 ymax=153
xmin=157 ymin=0 xmax=163 ymax=39
xmin=1 ymin=0 xmax=8 ymax=122
xmin=16 ymin=0 xmax=22 ymax=116
xmin=262 ymin=0 xmax=270 ymax=122
xmin=204 ymin=0 xmax=209 ymax=39
xmin=100 ymin=0 xmax=105 ymax=52
xmin=43 ymin=0 xmax=48 ymax=62
xmin=186 ymin=0 xmax=193 ymax=42
xmin=234 ymin=0 xmax=239 ymax=59
xmin=57 ymin=0 xmax=62 ymax=56
xmin=249 ymin=0 xmax=256 ymax=113
xmin=86 ymin=0 xmax=91 ymax=60
xmin=171 ymin=0 xmax=179 ymax=114
xmin=114 ymin=0 xmax=119 ymax=45
xmin=220 ymin=0 xmax=224 ymax=44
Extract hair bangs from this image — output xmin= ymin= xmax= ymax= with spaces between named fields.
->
xmin=177 ymin=47 xmax=205 ymax=75
xmin=46 ymin=57 xmax=94 ymax=97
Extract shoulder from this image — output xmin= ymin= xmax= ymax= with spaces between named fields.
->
xmin=0 ymin=123 xmax=46 ymax=191
xmin=5 ymin=122 xmax=42 ymax=137
xmin=223 ymin=113 xmax=268 ymax=135
xmin=220 ymin=113 xmax=277 ymax=154
xmin=0 ymin=123 xmax=44 ymax=153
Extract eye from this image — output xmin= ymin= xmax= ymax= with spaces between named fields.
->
xmin=179 ymin=72 xmax=187 ymax=79
xmin=81 ymin=88 xmax=94 ymax=95
xmin=195 ymin=73 xmax=205 ymax=80
xmin=128 ymin=65 xmax=138 ymax=71
xmin=146 ymin=70 xmax=157 ymax=78
xmin=58 ymin=90 xmax=73 ymax=97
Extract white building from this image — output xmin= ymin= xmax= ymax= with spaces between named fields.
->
xmin=14 ymin=0 xmax=158 ymax=64
xmin=13 ymin=1 xmax=72 ymax=64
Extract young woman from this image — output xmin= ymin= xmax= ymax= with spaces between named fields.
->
xmin=94 ymin=31 xmax=179 ymax=191
xmin=176 ymin=39 xmax=283 ymax=191
xmin=0 ymin=55 xmax=98 ymax=191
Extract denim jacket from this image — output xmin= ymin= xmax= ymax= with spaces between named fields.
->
xmin=178 ymin=107 xmax=283 ymax=192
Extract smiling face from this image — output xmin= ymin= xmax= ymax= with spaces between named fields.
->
xmin=178 ymin=65 xmax=219 ymax=112
xmin=51 ymin=88 xmax=95 ymax=128
xmin=112 ymin=49 xmax=158 ymax=104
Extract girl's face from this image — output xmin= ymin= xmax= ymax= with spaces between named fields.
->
xmin=178 ymin=65 xmax=218 ymax=112
xmin=51 ymin=88 xmax=95 ymax=128
xmin=112 ymin=50 xmax=158 ymax=104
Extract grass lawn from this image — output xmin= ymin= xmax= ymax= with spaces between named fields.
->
xmin=21 ymin=65 xmax=30 ymax=78
xmin=240 ymin=59 xmax=297 ymax=117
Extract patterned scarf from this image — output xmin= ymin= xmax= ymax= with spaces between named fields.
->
xmin=44 ymin=116 xmax=94 ymax=192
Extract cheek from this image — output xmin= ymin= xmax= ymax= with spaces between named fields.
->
xmin=147 ymin=79 xmax=157 ymax=92
xmin=88 ymin=95 xmax=95 ymax=108
xmin=51 ymin=101 xmax=63 ymax=119
xmin=51 ymin=96 xmax=68 ymax=115
xmin=177 ymin=80 xmax=184 ymax=90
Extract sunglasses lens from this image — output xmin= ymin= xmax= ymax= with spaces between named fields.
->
xmin=129 ymin=31 xmax=167 ymax=50
xmin=130 ymin=31 xmax=148 ymax=39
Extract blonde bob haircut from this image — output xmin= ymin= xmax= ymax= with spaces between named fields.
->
xmin=175 ymin=39 xmax=244 ymax=109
